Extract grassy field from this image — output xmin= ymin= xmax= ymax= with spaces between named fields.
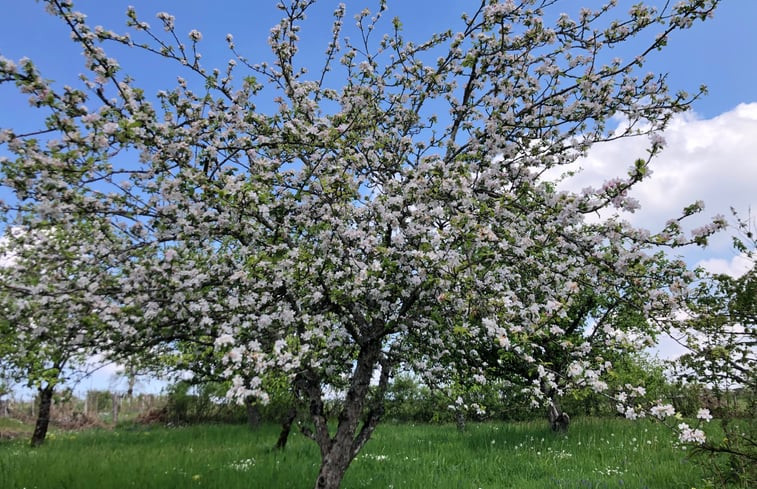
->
xmin=0 ymin=417 xmax=726 ymax=489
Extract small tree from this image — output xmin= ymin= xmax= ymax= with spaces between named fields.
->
xmin=0 ymin=223 xmax=115 ymax=446
xmin=0 ymin=0 xmax=723 ymax=486
xmin=671 ymin=211 xmax=756 ymax=485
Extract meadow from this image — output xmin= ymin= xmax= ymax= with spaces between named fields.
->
xmin=0 ymin=418 xmax=723 ymax=489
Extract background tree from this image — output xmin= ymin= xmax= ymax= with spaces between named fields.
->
xmin=414 ymin=221 xmax=701 ymax=430
xmin=675 ymin=211 xmax=755 ymax=392
xmin=0 ymin=222 xmax=117 ymax=446
xmin=670 ymin=211 xmax=756 ymax=485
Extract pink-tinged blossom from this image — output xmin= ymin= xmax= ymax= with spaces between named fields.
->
xmin=215 ymin=334 xmax=234 ymax=346
xmin=649 ymin=132 xmax=666 ymax=148
xmin=567 ymin=362 xmax=584 ymax=378
xmin=696 ymin=408 xmax=713 ymax=422
xmin=484 ymin=1 xmax=516 ymax=20
xmin=156 ymin=12 xmax=174 ymax=31
xmin=623 ymin=406 xmax=639 ymax=420
xmin=678 ymin=423 xmax=706 ymax=444
xmin=650 ymin=403 xmax=676 ymax=419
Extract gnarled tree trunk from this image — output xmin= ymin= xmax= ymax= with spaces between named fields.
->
xmin=547 ymin=397 xmax=570 ymax=432
xmin=315 ymin=445 xmax=355 ymax=489
xmin=299 ymin=340 xmax=390 ymax=489
xmin=30 ymin=385 xmax=54 ymax=447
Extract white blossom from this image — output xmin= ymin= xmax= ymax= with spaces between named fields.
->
xmin=696 ymin=408 xmax=713 ymax=422
xmin=678 ymin=423 xmax=706 ymax=444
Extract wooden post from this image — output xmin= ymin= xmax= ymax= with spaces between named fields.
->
xmin=111 ymin=392 xmax=120 ymax=426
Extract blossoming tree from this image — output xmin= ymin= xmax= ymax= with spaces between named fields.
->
xmin=0 ymin=0 xmax=723 ymax=486
xmin=668 ymin=212 xmax=755 ymax=481
xmin=425 ymin=250 xmax=695 ymax=431
xmin=674 ymin=212 xmax=755 ymax=393
xmin=0 ymin=223 xmax=117 ymax=446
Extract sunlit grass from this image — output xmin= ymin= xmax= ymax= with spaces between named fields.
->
xmin=0 ymin=418 xmax=732 ymax=488
xmin=0 ymin=417 xmax=31 ymax=431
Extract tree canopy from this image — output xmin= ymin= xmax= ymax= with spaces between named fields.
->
xmin=0 ymin=1 xmax=726 ymax=487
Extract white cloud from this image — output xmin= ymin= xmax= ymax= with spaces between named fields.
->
xmin=697 ymin=253 xmax=753 ymax=278
xmin=649 ymin=332 xmax=689 ymax=361
xmin=564 ymin=104 xmax=757 ymax=361
xmin=558 ymin=103 xmax=757 ymax=255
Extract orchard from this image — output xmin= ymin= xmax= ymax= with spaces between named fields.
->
xmin=0 ymin=1 xmax=753 ymax=488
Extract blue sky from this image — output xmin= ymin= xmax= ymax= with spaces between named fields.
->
xmin=1 ymin=1 xmax=756 ymax=393
xmin=1 ymin=1 xmax=755 ymax=117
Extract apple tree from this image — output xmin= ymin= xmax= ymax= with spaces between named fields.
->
xmin=0 ymin=0 xmax=723 ymax=486
xmin=0 ymin=222 xmax=117 ymax=446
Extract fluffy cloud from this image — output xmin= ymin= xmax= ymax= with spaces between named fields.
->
xmin=558 ymin=103 xmax=757 ymax=257
xmin=562 ymin=104 xmax=757 ymax=361
xmin=697 ymin=253 xmax=753 ymax=278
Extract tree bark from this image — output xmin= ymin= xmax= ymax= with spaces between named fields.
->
xmin=126 ymin=371 xmax=136 ymax=398
xmin=547 ymin=397 xmax=570 ymax=432
xmin=311 ymin=341 xmax=390 ymax=489
xmin=455 ymin=411 xmax=467 ymax=432
xmin=274 ymin=406 xmax=297 ymax=450
xmin=245 ymin=397 xmax=261 ymax=430
xmin=315 ymin=450 xmax=353 ymax=489
xmin=30 ymin=385 xmax=54 ymax=447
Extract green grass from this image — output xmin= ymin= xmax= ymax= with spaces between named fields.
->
xmin=0 ymin=417 xmax=31 ymax=431
xmin=0 ymin=418 xmax=726 ymax=489
xmin=0 ymin=417 xmax=32 ymax=440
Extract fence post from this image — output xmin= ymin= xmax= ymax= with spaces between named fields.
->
xmin=112 ymin=392 xmax=120 ymax=426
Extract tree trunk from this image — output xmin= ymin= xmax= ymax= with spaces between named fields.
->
xmin=308 ymin=341 xmax=391 ymax=489
xmin=315 ymin=450 xmax=353 ymax=489
xmin=274 ymin=406 xmax=298 ymax=450
xmin=547 ymin=398 xmax=570 ymax=432
xmin=245 ymin=397 xmax=261 ymax=430
xmin=455 ymin=411 xmax=466 ymax=432
xmin=30 ymin=385 xmax=54 ymax=447
xmin=126 ymin=374 xmax=135 ymax=398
